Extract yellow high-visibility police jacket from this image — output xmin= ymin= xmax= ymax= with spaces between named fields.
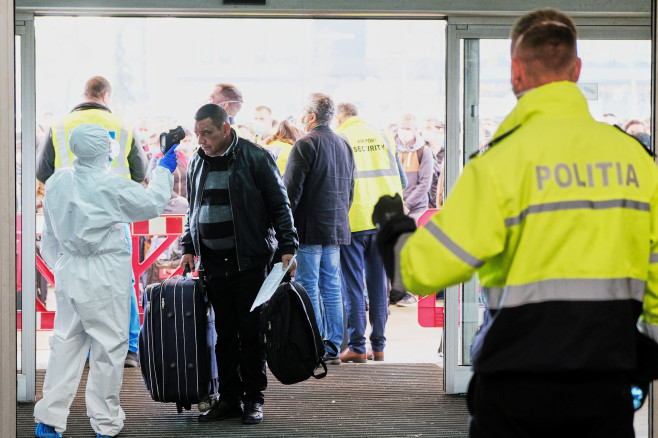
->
xmin=337 ymin=116 xmax=404 ymax=232
xmin=396 ymin=81 xmax=658 ymax=374
xmin=264 ymin=139 xmax=293 ymax=176
xmin=52 ymin=108 xmax=133 ymax=178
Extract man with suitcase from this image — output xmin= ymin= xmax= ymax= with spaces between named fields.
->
xmin=181 ymin=104 xmax=298 ymax=425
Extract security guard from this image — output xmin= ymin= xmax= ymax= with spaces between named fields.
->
xmin=335 ymin=102 xmax=405 ymax=364
xmin=36 ymin=75 xmax=148 ymax=183
xmin=373 ymin=9 xmax=658 ymax=438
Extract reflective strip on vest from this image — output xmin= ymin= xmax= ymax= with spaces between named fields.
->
xmin=482 ymin=278 xmax=645 ymax=310
xmin=424 ymin=221 xmax=484 ymax=269
xmin=651 ymin=253 xmax=658 ymax=264
xmin=350 ymin=132 xmax=399 ymax=179
xmin=52 ymin=110 xmax=131 ymax=177
xmin=505 ymin=199 xmax=650 ymax=227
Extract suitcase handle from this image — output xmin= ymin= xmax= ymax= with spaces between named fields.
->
xmin=183 ymin=265 xmax=191 ymax=277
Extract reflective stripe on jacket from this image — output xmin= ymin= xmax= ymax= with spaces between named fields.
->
xmin=398 ymin=81 xmax=658 ymax=373
xmin=52 ymin=108 xmax=132 ymax=177
xmin=337 ymin=116 xmax=404 ymax=232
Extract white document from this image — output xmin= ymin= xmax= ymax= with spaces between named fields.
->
xmin=250 ymin=261 xmax=292 ymax=312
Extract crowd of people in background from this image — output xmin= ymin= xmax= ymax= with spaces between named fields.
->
xmin=32 ymin=80 xmax=653 ymax=313
xmin=32 ymin=79 xmax=653 ymax=311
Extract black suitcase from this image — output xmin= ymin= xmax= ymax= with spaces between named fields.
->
xmin=139 ymin=269 xmax=218 ymax=413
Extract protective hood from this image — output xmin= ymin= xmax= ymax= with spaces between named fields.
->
xmin=69 ymin=123 xmax=111 ymax=170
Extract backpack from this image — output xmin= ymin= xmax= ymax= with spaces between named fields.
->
xmin=259 ymin=281 xmax=328 ymax=385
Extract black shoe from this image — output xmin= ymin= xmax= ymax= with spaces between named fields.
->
xmin=322 ymin=354 xmax=340 ymax=365
xmin=242 ymin=402 xmax=263 ymax=424
xmin=198 ymin=400 xmax=243 ymax=422
xmin=124 ymin=351 xmax=140 ymax=368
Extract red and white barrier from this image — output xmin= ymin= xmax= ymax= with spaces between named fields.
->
xmin=18 ymin=214 xmax=186 ymax=330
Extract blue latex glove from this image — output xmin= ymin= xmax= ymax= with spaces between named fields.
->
xmin=158 ymin=144 xmax=178 ymax=173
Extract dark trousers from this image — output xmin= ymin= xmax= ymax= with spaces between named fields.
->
xmin=204 ymin=264 xmax=268 ymax=405
xmin=467 ymin=372 xmax=635 ymax=438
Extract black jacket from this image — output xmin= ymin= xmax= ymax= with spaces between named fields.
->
xmin=181 ymin=132 xmax=298 ymax=271
xmin=284 ymin=125 xmax=354 ymax=245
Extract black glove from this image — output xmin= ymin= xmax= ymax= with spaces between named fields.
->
xmin=373 ymin=194 xmax=417 ymax=282
xmin=372 ymin=193 xmax=405 ymax=230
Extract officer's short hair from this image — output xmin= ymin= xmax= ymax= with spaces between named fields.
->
xmin=85 ymin=76 xmax=111 ymax=100
xmin=214 ymin=83 xmax=243 ymax=113
xmin=195 ymin=103 xmax=230 ymax=130
xmin=511 ymin=9 xmax=577 ymax=75
xmin=337 ymin=103 xmax=358 ymax=118
xmin=304 ymin=93 xmax=335 ymax=126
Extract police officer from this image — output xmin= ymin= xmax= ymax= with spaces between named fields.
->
xmin=373 ymin=9 xmax=658 ymax=438
xmin=335 ymin=103 xmax=405 ymax=363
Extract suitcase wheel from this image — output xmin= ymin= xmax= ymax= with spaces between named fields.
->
xmin=198 ymin=396 xmax=217 ymax=413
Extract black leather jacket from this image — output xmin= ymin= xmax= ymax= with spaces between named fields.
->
xmin=181 ymin=132 xmax=298 ymax=271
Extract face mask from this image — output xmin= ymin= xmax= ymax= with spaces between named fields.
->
xmin=136 ymin=131 xmax=150 ymax=144
xmin=253 ymin=121 xmax=267 ymax=136
xmin=397 ymin=129 xmax=415 ymax=143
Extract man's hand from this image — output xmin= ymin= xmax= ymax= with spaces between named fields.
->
xmin=282 ymin=253 xmax=297 ymax=277
xmin=372 ymin=193 xmax=405 ymax=229
xmin=181 ymin=253 xmax=196 ymax=273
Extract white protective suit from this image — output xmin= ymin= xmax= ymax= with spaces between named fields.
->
xmin=33 ymin=123 xmax=173 ymax=436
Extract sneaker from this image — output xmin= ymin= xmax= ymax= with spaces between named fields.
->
xmin=396 ymin=293 xmax=419 ymax=307
xmin=124 ymin=351 xmax=140 ymax=368
xmin=35 ymin=423 xmax=62 ymax=438
xmin=198 ymin=400 xmax=243 ymax=422
xmin=242 ymin=402 xmax=263 ymax=424
xmin=322 ymin=354 xmax=340 ymax=365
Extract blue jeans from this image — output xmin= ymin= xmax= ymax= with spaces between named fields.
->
xmin=340 ymin=231 xmax=388 ymax=354
xmin=128 ymin=288 xmax=139 ymax=353
xmin=295 ymin=244 xmax=343 ymax=357
xmin=124 ymin=223 xmax=139 ymax=354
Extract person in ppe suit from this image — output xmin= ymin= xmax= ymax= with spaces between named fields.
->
xmin=33 ymin=123 xmax=178 ymax=438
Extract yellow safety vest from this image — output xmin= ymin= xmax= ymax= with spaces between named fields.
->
xmin=231 ymin=123 xmax=242 ymax=138
xmin=337 ymin=116 xmax=403 ymax=232
xmin=52 ymin=109 xmax=132 ymax=177
xmin=264 ymin=140 xmax=293 ymax=176
xmin=396 ymin=81 xmax=658 ymax=372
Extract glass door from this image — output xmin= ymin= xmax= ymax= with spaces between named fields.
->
xmin=15 ymin=13 xmax=37 ymax=403
xmin=443 ymin=22 xmax=651 ymax=402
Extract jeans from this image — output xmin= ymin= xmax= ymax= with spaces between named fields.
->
xmin=128 ymin=289 xmax=139 ymax=353
xmin=295 ymin=244 xmax=343 ymax=357
xmin=340 ymin=231 xmax=388 ymax=354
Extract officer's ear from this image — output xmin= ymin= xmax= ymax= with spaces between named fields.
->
xmin=101 ymin=92 xmax=111 ymax=106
